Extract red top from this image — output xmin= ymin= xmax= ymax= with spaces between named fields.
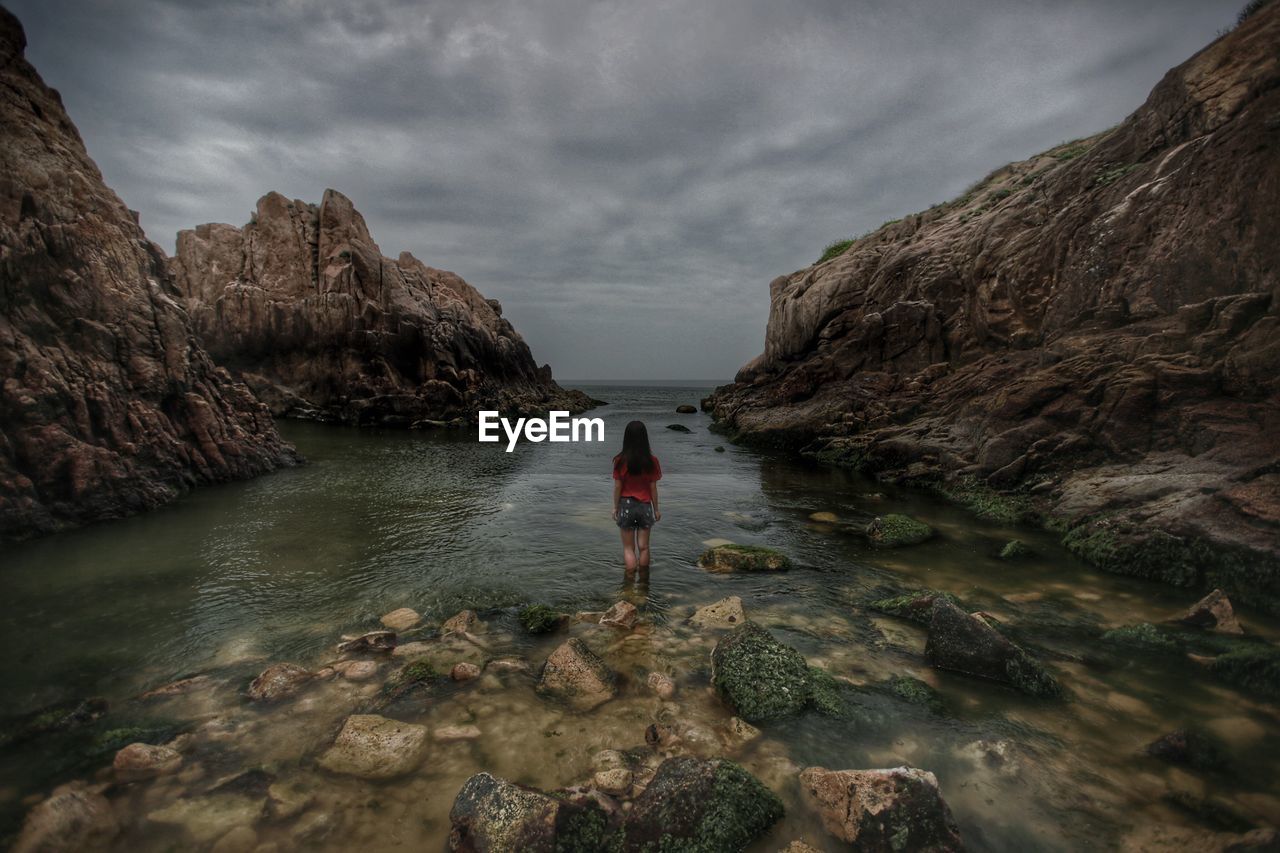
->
xmin=613 ymin=455 xmax=662 ymax=503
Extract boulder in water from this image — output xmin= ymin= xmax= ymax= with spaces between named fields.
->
xmin=866 ymin=514 xmax=934 ymax=547
xmin=711 ymin=622 xmax=811 ymax=722
xmin=615 ymin=757 xmax=783 ymax=851
xmin=538 ymin=638 xmax=617 ymax=710
xmin=380 ymin=607 xmax=422 ymax=632
xmin=925 ymin=598 xmax=1061 ymax=698
xmin=13 ymin=782 xmax=119 ymax=853
xmin=599 ymin=600 xmax=638 ymax=629
xmin=689 ymin=595 xmax=746 ymax=629
xmin=113 ymin=742 xmax=183 ymax=782
xmin=675 ymin=405 xmax=697 ymax=414
xmin=1178 ymin=589 xmax=1244 ymax=635
xmin=447 ymin=772 xmax=609 ymax=852
xmin=698 ymin=544 xmax=791 ymax=572
xmin=666 ymin=424 xmax=693 ymax=433
xmin=317 ymin=714 xmax=428 ymax=780
xmin=798 ymin=766 xmax=964 ymax=851
xmin=246 ymin=663 xmax=313 ymax=703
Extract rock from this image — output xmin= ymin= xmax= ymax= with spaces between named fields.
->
xmin=593 ymin=768 xmax=633 ymax=796
xmin=711 ymin=622 xmax=813 ymax=722
xmin=290 ymin=810 xmax=334 ymax=844
xmin=169 ymin=188 xmax=594 ymax=430
xmin=703 ymin=10 xmax=1280 ymax=612
xmin=615 ymin=757 xmax=783 ymax=851
xmin=886 ymin=675 xmax=947 ymax=713
xmin=781 ymin=843 xmax=822 ymax=853
xmin=333 ymin=660 xmax=380 ymax=681
xmin=537 ymin=638 xmax=617 ymax=710
xmin=714 ymin=446 xmax=725 ymax=452
xmin=809 ymin=511 xmax=839 ymax=523
xmin=447 ymin=772 xmax=609 ymax=852
xmin=1102 ymin=622 xmax=1182 ymax=653
xmin=336 ymin=630 xmax=397 ymax=654
xmin=724 ymin=717 xmax=761 ymax=744
xmin=697 ymin=544 xmax=792 ymax=572
xmin=0 ymin=8 xmax=298 ymax=542
xmin=147 ymin=794 xmax=264 ymax=844
xmin=211 ymin=825 xmax=258 ymax=853
xmin=451 ymin=662 xmax=482 ymax=681
xmin=266 ymin=780 xmax=314 ymax=820
xmin=689 ymin=596 xmax=747 ymax=629
xmin=798 ymin=766 xmax=964 ymax=851
xmin=392 ymin=641 xmax=433 ymax=659
xmin=0 ymin=698 xmax=109 ymax=748
xmin=866 ymin=514 xmax=934 ymax=547
xmin=443 ymin=610 xmax=482 ymax=635
xmin=1207 ymin=646 xmax=1280 ymax=699
xmin=675 ymin=405 xmax=697 ymax=414
xmin=140 ymin=675 xmax=215 ymax=700
xmin=435 ymin=725 xmax=483 ymax=742
xmin=246 ymin=663 xmax=313 ymax=703
xmin=13 ymin=783 xmax=119 ymax=853
xmin=317 ymin=714 xmax=428 ymax=780
xmin=599 ymin=601 xmax=638 ymax=629
xmin=999 ymin=540 xmax=1034 ymax=560
xmin=1146 ymin=729 xmax=1225 ymax=770
xmin=646 ymin=672 xmax=676 ymax=699
xmin=380 ymin=607 xmax=421 ymax=632
xmin=1179 ymin=589 xmax=1244 ymax=635
xmin=868 ymin=589 xmax=957 ymax=624
xmin=925 ymin=598 xmax=1061 ymax=697
xmin=380 ymin=660 xmax=440 ymax=704
xmin=518 ymin=604 xmax=564 ymax=634
xmin=113 ymin=742 xmax=183 ymax=782
xmin=666 ymin=424 xmax=693 ymax=433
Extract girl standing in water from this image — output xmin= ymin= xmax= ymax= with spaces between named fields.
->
xmin=612 ymin=420 xmax=662 ymax=575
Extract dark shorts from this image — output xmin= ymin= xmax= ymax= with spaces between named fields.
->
xmin=616 ymin=497 xmax=655 ymax=530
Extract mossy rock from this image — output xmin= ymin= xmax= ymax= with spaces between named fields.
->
xmin=711 ymin=622 xmax=810 ymax=723
xmin=1062 ymin=524 xmax=1200 ymax=588
xmin=616 ymin=756 xmax=784 ymax=852
xmin=380 ymin=660 xmax=440 ymax=704
xmin=868 ymin=590 xmax=959 ymax=625
xmin=1209 ymin=646 xmax=1280 ymax=699
xmin=698 ymin=544 xmax=791 ymax=573
xmin=518 ymin=604 xmax=564 ymax=635
xmin=867 ymin=514 xmax=934 ymax=547
xmin=999 ymin=539 xmax=1034 ymax=560
xmin=885 ymin=676 xmax=947 ymax=713
xmin=1101 ymin=623 xmax=1182 ymax=654
xmin=807 ymin=667 xmax=851 ymax=718
xmin=933 ymin=478 xmax=1037 ymax=525
xmin=0 ymin=698 xmax=108 ymax=749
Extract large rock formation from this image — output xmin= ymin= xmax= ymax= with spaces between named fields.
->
xmin=708 ymin=8 xmax=1280 ymax=609
xmin=169 ymin=190 xmax=594 ymax=426
xmin=0 ymin=9 xmax=297 ymax=542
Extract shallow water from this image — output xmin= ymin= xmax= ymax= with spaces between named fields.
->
xmin=1 ymin=384 xmax=1278 ymax=851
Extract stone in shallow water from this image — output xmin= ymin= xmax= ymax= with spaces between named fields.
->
xmin=711 ymin=622 xmax=812 ymax=723
xmin=442 ymin=609 xmax=483 ymax=635
xmin=336 ymin=630 xmax=397 ymax=654
xmin=146 ymin=794 xmax=264 ymax=844
xmin=13 ymin=783 xmax=119 ymax=853
xmin=1179 ymin=588 xmax=1244 ymax=635
xmin=392 ymin=641 xmax=432 ymax=659
xmin=333 ymin=660 xmax=379 ymax=681
xmin=698 ymin=544 xmax=791 ymax=572
xmin=924 ymin=598 xmax=1061 ymax=698
xmin=866 ymin=513 xmax=934 ymax=547
xmin=317 ymin=714 xmax=428 ymax=780
xmin=537 ymin=638 xmax=617 ymax=710
xmin=599 ymin=600 xmax=638 ymax=629
xmin=809 ymin=511 xmax=839 ymax=523
xmin=113 ymin=742 xmax=182 ymax=782
xmin=246 ymin=663 xmax=313 ymax=703
xmin=646 ymin=671 xmax=676 ymax=699
xmin=139 ymin=674 xmax=215 ymax=700
xmin=688 ymin=595 xmax=746 ymax=629
xmin=380 ymin=607 xmax=421 ymax=632
xmin=798 ymin=766 xmax=963 ymax=851
xmin=448 ymin=772 xmax=608 ymax=851
xmin=451 ymin=662 xmax=482 ymax=681
xmin=675 ymin=404 xmax=697 ymax=413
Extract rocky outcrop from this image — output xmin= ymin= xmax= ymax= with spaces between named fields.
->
xmin=707 ymin=9 xmax=1280 ymax=609
xmin=169 ymin=190 xmax=594 ymax=426
xmin=0 ymin=8 xmax=297 ymax=542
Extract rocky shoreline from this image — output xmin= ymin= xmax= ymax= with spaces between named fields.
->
xmin=706 ymin=7 xmax=1280 ymax=612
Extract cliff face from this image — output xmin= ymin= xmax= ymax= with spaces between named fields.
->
xmin=0 ymin=9 xmax=298 ymax=541
xmin=709 ymin=8 xmax=1280 ymax=608
xmin=169 ymin=191 xmax=593 ymax=427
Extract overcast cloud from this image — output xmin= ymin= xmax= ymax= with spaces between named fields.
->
xmin=10 ymin=0 xmax=1243 ymax=380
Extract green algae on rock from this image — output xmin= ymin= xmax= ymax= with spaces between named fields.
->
xmin=698 ymin=544 xmax=792 ymax=573
xmin=999 ymin=539 xmax=1034 ymax=560
xmin=868 ymin=590 xmax=959 ymax=625
xmin=448 ymin=771 xmax=610 ymax=852
xmin=1208 ymin=646 xmax=1280 ymax=699
xmin=866 ymin=514 xmax=934 ymax=547
xmin=518 ymin=604 xmax=564 ymax=635
xmin=1101 ymin=623 xmax=1182 ymax=654
xmin=711 ymin=622 xmax=812 ymax=722
xmin=885 ymin=676 xmax=947 ymax=713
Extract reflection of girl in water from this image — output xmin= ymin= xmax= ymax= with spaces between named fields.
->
xmin=611 ymin=420 xmax=662 ymax=577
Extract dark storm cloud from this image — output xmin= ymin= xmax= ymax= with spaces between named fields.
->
xmin=10 ymin=0 xmax=1243 ymax=379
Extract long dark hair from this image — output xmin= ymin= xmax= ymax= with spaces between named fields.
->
xmin=614 ymin=420 xmax=654 ymax=475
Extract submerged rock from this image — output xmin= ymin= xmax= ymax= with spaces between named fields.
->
xmin=333 ymin=659 xmax=380 ymax=681
xmin=139 ymin=675 xmax=215 ymax=701
xmin=689 ymin=596 xmax=747 ymax=630
xmin=246 ymin=663 xmax=313 ymax=703
xmin=447 ymin=772 xmax=609 ymax=852
xmin=380 ymin=607 xmax=422 ymax=632
xmin=13 ymin=783 xmax=119 ymax=853
xmin=924 ymin=598 xmax=1061 ymax=698
xmin=615 ymin=757 xmax=783 ymax=851
xmin=146 ymin=794 xmax=264 ymax=844
xmin=866 ymin=514 xmax=934 ymax=547
xmin=538 ymin=638 xmax=617 ymax=710
xmin=443 ymin=610 xmax=483 ymax=635
xmin=646 ymin=671 xmax=676 ymax=700
xmin=711 ymin=622 xmax=812 ymax=722
xmin=0 ymin=697 xmax=109 ymax=748
xmin=798 ymin=766 xmax=964 ymax=851
xmin=666 ymin=424 xmax=693 ymax=433
xmin=885 ymin=675 xmax=947 ymax=713
xmin=113 ymin=742 xmax=183 ymax=782
xmin=675 ymin=405 xmax=697 ymax=414
xmin=1179 ymin=589 xmax=1244 ymax=635
xmin=518 ymin=604 xmax=565 ymax=634
xmin=999 ymin=539 xmax=1034 ymax=560
xmin=868 ymin=590 xmax=957 ymax=625
xmin=336 ymin=630 xmax=397 ymax=654
xmin=599 ymin=600 xmax=639 ymax=629
xmin=380 ymin=660 xmax=441 ymax=704
xmin=317 ymin=714 xmax=428 ymax=780
xmin=1146 ymin=729 xmax=1225 ymax=770
xmin=1101 ymin=623 xmax=1181 ymax=653
xmin=698 ymin=544 xmax=792 ymax=573
xmin=809 ymin=511 xmax=840 ymax=523
xmin=451 ymin=662 xmax=482 ymax=681
xmin=1208 ymin=646 xmax=1280 ymax=699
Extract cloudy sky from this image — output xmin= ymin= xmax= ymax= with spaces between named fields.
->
xmin=12 ymin=0 xmax=1242 ymax=380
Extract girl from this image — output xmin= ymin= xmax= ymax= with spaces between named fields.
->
xmin=612 ymin=420 xmax=662 ymax=574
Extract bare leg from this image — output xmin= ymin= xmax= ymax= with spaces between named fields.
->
xmin=620 ymin=528 xmax=638 ymax=573
xmin=637 ymin=527 xmax=652 ymax=570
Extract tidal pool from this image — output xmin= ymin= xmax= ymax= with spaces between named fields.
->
xmin=1 ymin=384 xmax=1277 ymax=851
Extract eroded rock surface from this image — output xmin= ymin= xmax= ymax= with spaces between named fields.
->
xmin=317 ymin=714 xmax=428 ymax=780
xmin=0 ymin=9 xmax=296 ymax=541
xmin=706 ymin=9 xmax=1280 ymax=610
xmin=169 ymin=190 xmax=594 ymax=427
xmin=798 ymin=765 xmax=964 ymax=851
xmin=537 ymin=638 xmax=617 ymax=710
